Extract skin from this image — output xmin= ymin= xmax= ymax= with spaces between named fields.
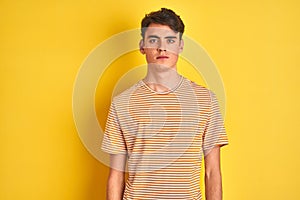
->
xmin=204 ymin=146 xmax=223 ymax=200
xmin=106 ymin=23 xmax=223 ymax=200
xmin=140 ymin=23 xmax=184 ymax=93
xmin=106 ymin=154 xmax=126 ymax=200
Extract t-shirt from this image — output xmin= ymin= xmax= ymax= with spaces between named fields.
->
xmin=101 ymin=77 xmax=229 ymax=200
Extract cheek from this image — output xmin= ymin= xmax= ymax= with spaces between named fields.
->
xmin=169 ymin=51 xmax=179 ymax=59
xmin=170 ymin=54 xmax=179 ymax=63
xmin=144 ymin=49 xmax=157 ymax=57
xmin=168 ymin=46 xmax=181 ymax=55
xmin=144 ymin=53 xmax=155 ymax=63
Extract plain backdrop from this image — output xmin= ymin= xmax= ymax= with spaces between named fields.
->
xmin=0 ymin=0 xmax=299 ymax=199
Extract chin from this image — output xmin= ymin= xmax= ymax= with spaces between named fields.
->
xmin=149 ymin=63 xmax=176 ymax=71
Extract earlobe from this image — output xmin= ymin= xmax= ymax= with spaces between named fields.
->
xmin=139 ymin=39 xmax=145 ymax=54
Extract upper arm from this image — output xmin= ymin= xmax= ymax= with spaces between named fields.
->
xmin=102 ymin=102 xmax=127 ymax=155
xmin=204 ymin=146 xmax=221 ymax=175
xmin=109 ymin=154 xmax=127 ymax=172
xmin=107 ymin=154 xmax=127 ymax=187
xmin=107 ymin=154 xmax=127 ymax=199
xmin=202 ymin=91 xmax=229 ymax=157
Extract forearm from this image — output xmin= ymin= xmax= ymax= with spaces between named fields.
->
xmin=204 ymin=171 xmax=222 ymax=200
xmin=107 ymin=170 xmax=125 ymax=200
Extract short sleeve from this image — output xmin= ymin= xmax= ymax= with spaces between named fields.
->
xmin=202 ymin=91 xmax=229 ymax=156
xmin=101 ymin=102 xmax=127 ymax=154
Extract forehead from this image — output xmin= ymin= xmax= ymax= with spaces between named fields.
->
xmin=145 ymin=23 xmax=179 ymax=37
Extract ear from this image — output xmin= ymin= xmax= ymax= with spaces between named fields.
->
xmin=139 ymin=39 xmax=145 ymax=54
xmin=179 ymin=39 xmax=184 ymax=53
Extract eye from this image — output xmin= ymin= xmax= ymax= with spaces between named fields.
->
xmin=149 ymin=38 xmax=158 ymax=43
xmin=167 ymin=39 xmax=175 ymax=44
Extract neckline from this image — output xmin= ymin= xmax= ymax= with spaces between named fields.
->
xmin=140 ymin=75 xmax=184 ymax=95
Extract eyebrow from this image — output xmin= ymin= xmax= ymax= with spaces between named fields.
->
xmin=147 ymin=35 xmax=178 ymax=39
xmin=147 ymin=35 xmax=159 ymax=39
xmin=165 ymin=36 xmax=178 ymax=39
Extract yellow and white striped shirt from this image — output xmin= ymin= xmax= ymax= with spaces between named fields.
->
xmin=102 ymin=77 xmax=228 ymax=199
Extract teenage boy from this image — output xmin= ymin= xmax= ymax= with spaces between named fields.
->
xmin=102 ymin=8 xmax=229 ymax=200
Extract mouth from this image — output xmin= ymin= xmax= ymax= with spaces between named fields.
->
xmin=156 ymin=56 xmax=169 ymax=59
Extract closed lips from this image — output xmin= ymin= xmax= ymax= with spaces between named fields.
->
xmin=157 ymin=56 xmax=169 ymax=59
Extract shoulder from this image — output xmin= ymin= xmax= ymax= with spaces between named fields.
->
xmin=183 ymin=77 xmax=215 ymax=101
xmin=111 ymin=81 xmax=144 ymax=106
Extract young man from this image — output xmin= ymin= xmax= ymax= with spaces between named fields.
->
xmin=102 ymin=8 xmax=229 ymax=200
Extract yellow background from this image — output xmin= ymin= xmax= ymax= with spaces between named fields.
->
xmin=1 ymin=0 xmax=299 ymax=199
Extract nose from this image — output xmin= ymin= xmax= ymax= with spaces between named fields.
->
xmin=157 ymin=41 xmax=167 ymax=52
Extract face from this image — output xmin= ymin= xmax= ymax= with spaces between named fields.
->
xmin=140 ymin=23 xmax=184 ymax=69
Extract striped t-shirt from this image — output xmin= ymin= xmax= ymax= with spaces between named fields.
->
xmin=102 ymin=77 xmax=229 ymax=200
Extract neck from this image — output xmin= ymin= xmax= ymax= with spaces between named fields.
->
xmin=143 ymin=64 xmax=182 ymax=93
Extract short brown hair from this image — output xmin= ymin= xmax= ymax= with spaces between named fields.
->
xmin=141 ymin=8 xmax=185 ymax=39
